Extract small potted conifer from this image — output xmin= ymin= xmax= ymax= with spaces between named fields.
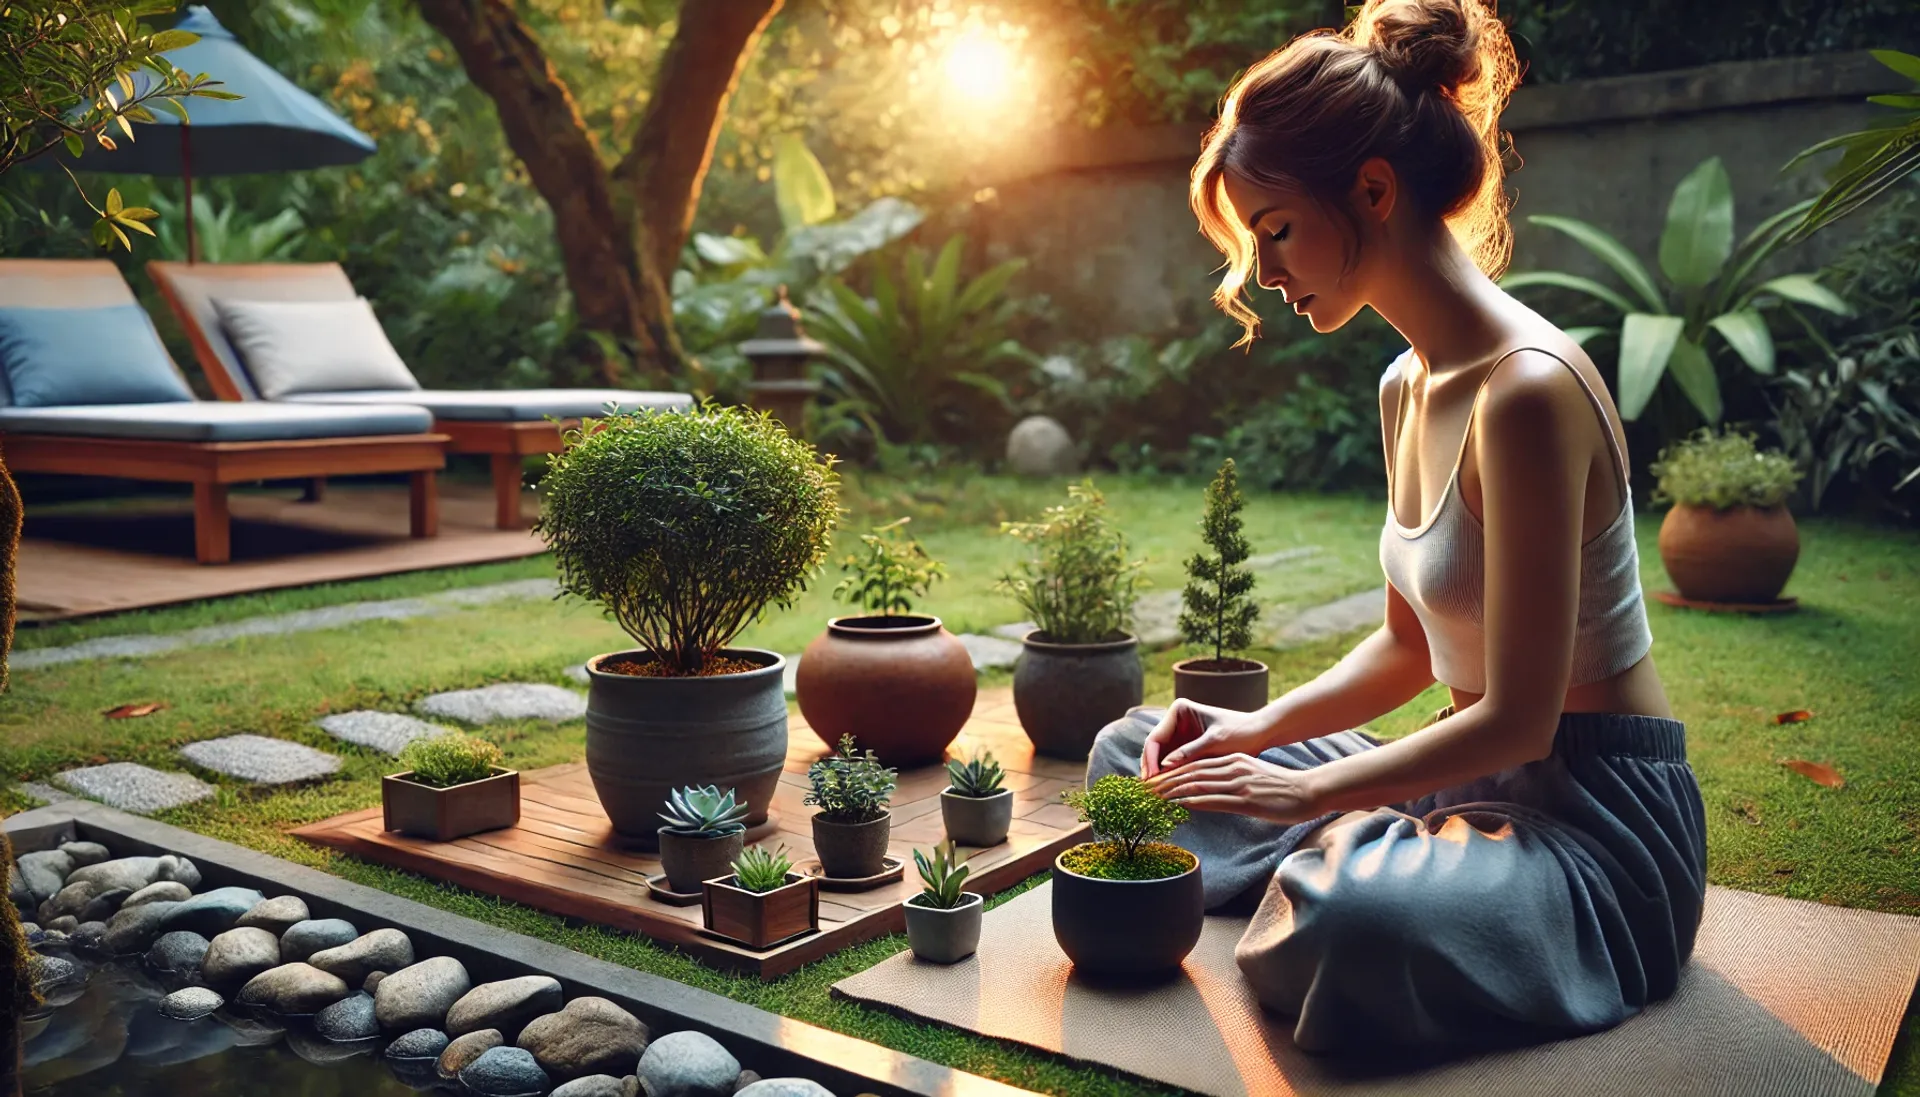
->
xmin=382 ymin=732 xmax=519 ymax=841
xmin=903 ymin=839 xmax=982 ymax=964
xmin=701 ymin=845 xmax=818 ymax=950
xmin=1652 ymin=429 xmax=1805 ymax=606
xmin=656 ymin=785 xmax=751 ymax=895
xmin=941 ymin=750 xmax=1013 ymax=847
xmin=806 ymin=735 xmax=898 ymax=878
xmin=1052 ymin=775 xmax=1202 ymax=976
xmin=1173 ymin=459 xmax=1268 ymax=710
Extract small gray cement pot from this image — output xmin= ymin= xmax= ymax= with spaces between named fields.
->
xmin=904 ymin=892 xmax=982 ymax=963
xmin=657 ymin=829 xmax=746 ymax=895
xmin=811 ymin=813 xmax=891 ymax=879
xmin=1052 ymin=847 xmax=1202 ymax=976
xmin=940 ymin=788 xmax=1013 ymax=847
xmin=1171 ymin=656 xmax=1270 ymax=712
xmin=1013 ymin=632 xmax=1143 ymax=759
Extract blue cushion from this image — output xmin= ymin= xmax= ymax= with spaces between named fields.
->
xmin=0 ymin=304 xmax=194 ymax=407
xmin=283 ymin=388 xmax=694 ymax=421
xmin=0 ymin=402 xmax=434 ymax=442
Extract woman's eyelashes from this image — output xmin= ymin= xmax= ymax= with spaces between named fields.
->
xmin=1269 ymin=224 xmax=1290 ymax=242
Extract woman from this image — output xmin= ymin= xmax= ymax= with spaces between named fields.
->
xmin=1087 ymin=0 xmax=1707 ymax=1059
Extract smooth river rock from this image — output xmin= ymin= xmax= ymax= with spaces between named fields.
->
xmin=314 ymin=991 xmax=381 ymax=1042
xmin=553 ymin=1076 xmax=634 ymax=1097
xmin=237 ymin=962 xmax=351 ymax=1017
xmin=235 ymin=895 xmax=310 ymax=936
xmin=734 ymin=1081 xmax=836 ymax=1097
xmin=638 ymin=1031 xmax=741 ymax=1097
xmin=161 ymin=886 xmax=265 ymax=936
xmin=517 ymin=996 xmax=649 ymax=1080
xmin=202 ymin=926 xmax=281 ymax=987
xmin=146 ymin=930 xmax=211 ymax=974
xmin=461 ymin=1045 xmax=551 ymax=1097
xmin=310 ymin=927 xmax=413 ymax=985
xmin=70 ymin=920 xmax=108 ymax=953
xmin=374 ymin=955 xmax=471 ymax=1032
xmin=59 ymin=841 xmax=110 ymax=867
xmin=123 ymin=881 xmax=193 ymax=909
xmin=65 ymin=854 xmax=200 ymax=894
xmin=279 ymin=918 xmax=358 ymax=963
xmin=16 ymin=850 xmax=74 ymax=903
xmin=159 ymin=986 xmax=226 ymax=1022
xmin=384 ymin=1026 xmax=451 ymax=1064
xmin=103 ymin=900 xmax=182 ymax=954
xmin=445 ymin=975 xmax=564 ymax=1040
xmin=439 ymin=1027 xmax=504 ymax=1080
xmin=38 ymin=878 xmax=123 ymax=923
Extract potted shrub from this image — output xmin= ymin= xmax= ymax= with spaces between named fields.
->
xmin=1052 ymin=775 xmax=1202 ymax=976
xmin=1173 ymin=458 xmax=1269 ymax=711
xmin=903 ymin=839 xmax=982 ymax=964
xmin=805 ymin=734 xmax=898 ymax=879
xmin=382 ymin=732 xmax=519 ymax=841
xmin=701 ymin=845 xmax=818 ymax=950
xmin=1652 ymin=429 xmax=1805 ymax=605
xmin=998 ymin=480 xmax=1146 ymax=759
xmin=941 ymin=750 xmax=1013 ymax=847
xmin=794 ymin=517 xmax=976 ymax=766
xmin=655 ymin=785 xmax=750 ymax=895
xmin=536 ymin=403 xmax=839 ymax=847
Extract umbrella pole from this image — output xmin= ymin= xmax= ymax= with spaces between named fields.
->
xmin=180 ymin=127 xmax=197 ymax=264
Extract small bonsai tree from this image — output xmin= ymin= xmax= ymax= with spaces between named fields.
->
xmin=536 ymin=402 xmax=840 ymax=676
xmin=1651 ymin=429 xmax=1803 ymax=511
xmin=657 ymin=785 xmax=750 ymax=838
xmin=945 ymin=750 xmax=1005 ymax=798
xmin=398 ymin=732 xmax=504 ymax=788
xmin=997 ymin=480 xmax=1145 ymax=644
xmin=832 ymin=517 xmax=946 ymax=615
xmin=730 ymin=845 xmax=793 ymax=893
xmin=910 ymin=839 xmax=974 ymax=910
xmin=1060 ymin=775 xmax=1192 ymax=881
xmin=804 ymin=734 xmax=898 ymax=823
xmin=1178 ymin=458 xmax=1258 ymax=665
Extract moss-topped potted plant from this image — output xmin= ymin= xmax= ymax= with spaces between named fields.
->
xmin=1052 ymin=775 xmax=1201 ymax=976
xmin=701 ymin=845 xmax=818 ymax=950
xmin=656 ymin=785 xmax=751 ymax=896
xmin=1652 ymin=429 xmax=1805 ymax=606
xmin=941 ymin=750 xmax=1013 ymax=847
xmin=998 ymin=480 xmax=1146 ymax=759
xmin=794 ymin=517 xmax=976 ymax=766
xmin=382 ymin=732 xmax=519 ymax=841
xmin=904 ymin=839 xmax=981 ymax=964
xmin=1174 ymin=458 xmax=1268 ymax=711
xmin=537 ymin=403 xmax=839 ymax=847
xmin=805 ymin=734 xmax=898 ymax=879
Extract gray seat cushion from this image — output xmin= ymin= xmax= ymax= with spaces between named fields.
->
xmin=0 ymin=401 xmax=434 ymax=442
xmin=282 ymin=388 xmax=693 ymax=421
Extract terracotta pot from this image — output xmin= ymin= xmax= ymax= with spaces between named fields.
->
xmin=811 ymin=812 xmax=892 ymax=878
xmin=382 ymin=767 xmax=519 ymax=841
xmin=1013 ymin=632 xmax=1143 ymax=760
xmin=905 ymin=892 xmax=983 ymax=964
xmin=794 ymin=615 xmax=976 ymax=767
xmin=1172 ymin=657 xmax=1270 ymax=712
xmin=1659 ymin=503 xmax=1800 ymax=604
xmin=657 ymin=829 xmax=746 ymax=895
xmin=941 ymin=788 xmax=1013 ymax=847
xmin=1052 ymin=846 xmax=1203 ymax=976
xmin=701 ymin=872 xmax=818 ymax=950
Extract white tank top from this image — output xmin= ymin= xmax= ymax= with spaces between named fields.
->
xmin=1377 ymin=348 xmax=1653 ymax=693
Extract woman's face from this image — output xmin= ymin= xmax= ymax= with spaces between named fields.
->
xmin=1221 ymin=169 xmax=1369 ymax=334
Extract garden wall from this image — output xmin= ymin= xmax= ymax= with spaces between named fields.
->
xmin=966 ymin=52 xmax=1907 ymax=337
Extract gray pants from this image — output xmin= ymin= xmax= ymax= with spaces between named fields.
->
xmin=1087 ymin=709 xmax=1708 ymax=1057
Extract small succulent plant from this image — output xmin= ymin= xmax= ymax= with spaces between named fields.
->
xmin=945 ymin=751 xmax=1005 ymax=798
xmin=911 ymin=839 xmax=973 ymax=910
xmin=657 ymin=785 xmax=751 ymax=838
xmin=731 ymin=845 xmax=793 ymax=894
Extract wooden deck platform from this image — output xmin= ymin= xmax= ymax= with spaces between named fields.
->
xmin=293 ymin=689 xmax=1091 ymax=978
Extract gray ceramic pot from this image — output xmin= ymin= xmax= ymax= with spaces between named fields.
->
xmin=584 ymin=648 xmax=787 ymax=849
xmin=1013 ymin=632 xmax=1144 ymax=759
xmin=1052 ymin=847 xmax=1203 ymax=976
xmin=1171 ymin=656 xmax=1270 ymax=712
xmin=811 ymin=812 xmax=891 ymax=878
xmin=904 ymin=892 xmax=983 ymax=964
xmin=656 ymin=829 xmax=746 ymax=895
xmin=940 ymin=788 xmax=1014 ymax=847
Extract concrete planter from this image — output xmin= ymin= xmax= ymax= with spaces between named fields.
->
xmin=1013 ymin=632 xmax=1143 ymax=759
xmin=795 ymin=615 xmax=977 ymax=767
xmin=811 ymin=813 xmax=892 ymax=879
xmin=381 ymin=767 xmax=519 ymax=841
xmin=583 ymin=649 xmax=788 ymax=849
xmin=1051 ymin=847 xmax=1202 ymax=976
xmin=1171 ymin=657 xmax=1270 ymax=712
xmin=701 ymin=872 xmax=819 ymax=950
xmin=904 ymin=892 xmax=983 ymax=964
xmin=657 ymin=829 xmax=746 ymax=895
xmin=939 ymin=789 xmax=1013 ymax=847
xmin=1659 ymin=503 xmax=1800 ymax=604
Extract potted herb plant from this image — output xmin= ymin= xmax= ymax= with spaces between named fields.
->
xmin=794 ymin=517 xmax=976 ymax=766
xmin=805 ymin=734 xmax=898 ymax=879
xmin=998 ymin=480 xmax=1146 ymax=759
xmin=536 ymin=403 xmax=839 ymax=847
xmin=1652 ymin=429 xmax=1805 ymax=606
xmin=701 ymin=845 xmax=818 ymax=950
xmin=656 ymin=785 xmax=751 ymax=895
xmin=904 ymin=839 xmax=982 ymax=964
xmin=1052 ymin=775 xmax=1202 ymax=976
xmin=382 ymin=732 xmax=519 ymax=842
xmin=941 ymin=750 xmax=1013 ymax=847
xmin=1174 ymin=459 xmax=1268 ymax=711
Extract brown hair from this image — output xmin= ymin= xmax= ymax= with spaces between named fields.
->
xmin=1191 ymin=0 xmax=1520 ymax=341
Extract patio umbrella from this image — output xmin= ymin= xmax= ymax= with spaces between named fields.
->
xmin=58 ymin=5 xmax=375 ymax=261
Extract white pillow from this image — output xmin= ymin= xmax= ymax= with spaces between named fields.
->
xmin=213 ymin=296 xmax=421 ymax=400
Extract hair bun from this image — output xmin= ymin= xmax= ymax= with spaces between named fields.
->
xmin=1359 ymin=0 xmax=1484 ymax=96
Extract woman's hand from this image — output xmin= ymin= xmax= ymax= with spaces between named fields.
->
xmin=1145 ymin=753 xmax=1323 ymax=825
xmin=1141 ymin=698 xmax=1276 ymax=778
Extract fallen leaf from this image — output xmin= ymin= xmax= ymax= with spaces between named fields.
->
xmin=1736 ymin=800 xmax=1762 ymax=826
xmin=1775 ymin=709 xmax=1814 ymax=724
xmin=1780 ymin=758 xmax=1844 ymax=789
xmin=102 ymin=702 xmax=167 ymax=719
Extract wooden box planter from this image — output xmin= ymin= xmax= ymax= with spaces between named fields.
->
xmin=701 ymin=872 xmax=819 ymax=950
xmin=382 ymin=767 xmax=521 ymax=841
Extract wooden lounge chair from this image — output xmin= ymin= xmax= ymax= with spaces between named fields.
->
xmin=0 ymin=260 xmax=446 ymax=565
xmin=147 ymin=260 xmax=693 ymax=530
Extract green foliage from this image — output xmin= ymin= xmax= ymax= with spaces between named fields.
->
xmin=398 ymin=731 xmax=503 ymax=789
xmin=150 ymin=192 xmax=304 ymax=263
xmin=1179 ymin=459 xmax=1258 ymax=662
xmin=1061 ymin=775 xmax=1188 ymax=862
xmin=804 ymin=734 xmax=897 ymax=824
xmin=1651 ymin=429 xmax=1804 ymax=510
xmin=1058 ymin=839 xmax=1194 ymax=881
xmin=1503 ymin=156 xmax=1852 ymax=425
xmin=1189 ymin=372 xmax=1383 ymax=491
xmin=656 ymin=784 xmax=751 ymax=838
xmin=535 ymin=403 xmax=840 ymax=675
xmin=0 ymin=458 xmax=15 ymax=693
xmin=910 ymin=838 xmax=973 ymax=910
xmin=997 ymin=481 xmax=1144 ymax=645
xmin=945 ymin=751 xmax=1004 ymax=798
xmin=730 ymin=844 xmax=793 ymax=894
xmin=1787 ymin=50 xmax=1920 ymax=240
xmin=832 ymin=517 xmax=945 ymax=615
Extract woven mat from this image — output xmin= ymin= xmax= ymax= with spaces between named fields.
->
xmin=833 ymin=884 xmax=1920 ymax=1097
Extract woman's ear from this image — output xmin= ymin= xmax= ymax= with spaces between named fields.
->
xmin=1351 ymin=156 xmax=1398 ymax=223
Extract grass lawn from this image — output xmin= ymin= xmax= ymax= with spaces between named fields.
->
xmin=3 ymin=471 xmax=1916 ymax=1095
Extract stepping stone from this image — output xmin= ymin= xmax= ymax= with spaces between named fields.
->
xmin=56 ymin=764 xmax=214 ymax=814
xmin=15 ymin=782 xmax=79 ymax=807
xmin=563 ymin=665 xmax=590 ymax=685
xmin=316 ymin=712 xmax=453 ymax=756
xmin=956 ymin=634 xmax=1022 ymax=671
xmin=416 ymin=684 xmax=586 ymax=725
xmin=180 ymin=736 xmax=342 ymax=785
xmin=989 ymin=622 xmax=1034 ymax=642
xmin=1246 ymin=546 xmax=1321 ymax=569
xmin=1268 ymin=587 xmax=1386 ymax=648
xmin=781 ymin=657 xmax=801 ymax=698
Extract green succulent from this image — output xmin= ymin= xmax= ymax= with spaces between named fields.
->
xmin=911 ymin=839 xmax=974 ymax=910
xmin=945 ymin=751 xmax=1005 ymax=798
xmin=398 ymin=732 xmax=503 ymax=789
xmin=657 ymin=785 xmax=751 ymax=838
xmin=731 ymin=845 xmax=793 ymax=893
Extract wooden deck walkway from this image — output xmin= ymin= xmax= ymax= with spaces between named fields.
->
xmin=293 ymin=688 xmax=1092 ymax=978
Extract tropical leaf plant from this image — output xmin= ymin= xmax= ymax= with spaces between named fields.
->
xmin=1501 ymin=156 xmax=1851 ymax=423
xmin=150 ymin=192 xmax=305 ymax=262
xmin=1786 ymin=50 xmax=1920 ymax=241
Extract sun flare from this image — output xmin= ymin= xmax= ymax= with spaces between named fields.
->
xmin=944 ymin=32 xmax=1015 ymax=105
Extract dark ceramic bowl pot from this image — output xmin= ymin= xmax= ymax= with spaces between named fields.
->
xmin=811 ymin=812 xmax=892 ymax=878
xmin=904 ymin=892 xmax=983 ymax=964
xmin=1051 ymin=846 xmax=1203 ymax=976
xmin=794 ymin=615 xmax=977 ymax=767
xmin=1013 ymin=632 xmax=1143 ymax=760
xmin=940 ymin=788 xmax=1014 ymax=847
xmin=656 ymin=829 xmax=746 ymax=895
xmin=1172 ymin=656 xmax=1270 ymax=712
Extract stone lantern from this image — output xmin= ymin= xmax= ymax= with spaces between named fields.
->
xmin=739 ymin=286 xmax=825 ymax=437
